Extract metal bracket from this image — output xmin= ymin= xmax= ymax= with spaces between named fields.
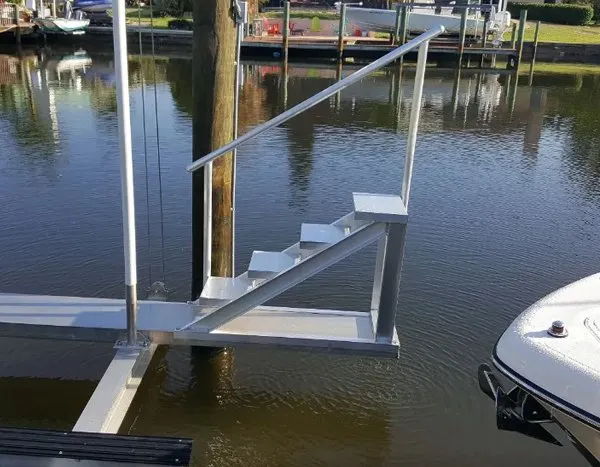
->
xmin=114 ymin=332 xmax=150 ymax=350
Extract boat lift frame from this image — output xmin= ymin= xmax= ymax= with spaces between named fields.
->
xmin=0 ymin=0 xmax=444 ymax=438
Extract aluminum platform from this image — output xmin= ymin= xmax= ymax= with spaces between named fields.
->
xmin=0 ymin=294 xmax=399 ymax=355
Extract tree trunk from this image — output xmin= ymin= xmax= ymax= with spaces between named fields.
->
xmin=191 ymin=0 xmax=236 ymax=298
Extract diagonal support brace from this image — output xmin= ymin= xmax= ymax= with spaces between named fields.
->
xmin=177 ymin=221 xmax=386 ymax=333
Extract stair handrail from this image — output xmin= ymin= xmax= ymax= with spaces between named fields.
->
xmin=186 ymin=25 xmax=445 ymax=173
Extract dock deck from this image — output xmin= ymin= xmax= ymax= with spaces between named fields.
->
xmin=0 ymin=293 xmax=396 ymax=354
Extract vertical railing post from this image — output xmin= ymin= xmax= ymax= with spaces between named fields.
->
xmin=112 ymin=0 xmax=138 ymax=347
xmin=203 ymin=162 xmax=213 ymax=287
xmin=337 ymin=2 xmax=347 ymax=60
xmin=374 ymin=42 xmax=429 ymax=344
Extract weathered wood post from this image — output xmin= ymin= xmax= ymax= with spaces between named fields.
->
xmin=393 ymin=4 xmax=401 ymax=45
xmin=282 ymin=1 xmax=290 ymax=61
xmin=516 ymin=10 xmax=527 ymax=68
xmin=480 ymin=15 xmax=488 ymax=67
xmin=191 ymin=0 xmax=236 ymax=299
xmin=337 ymin=2 xmax=347 ymax=60
xmin=531 ymin=20 xmax=540 ymax=65
xmin=458 ymin=9 xmax=468 ymax=67
xmin=510 ymin=22 xmax=517 ymax=49
xmin=399 ymin=5 xmax=409 ymax=46
xmin=13 ymin=4 xmax=21 ymax=47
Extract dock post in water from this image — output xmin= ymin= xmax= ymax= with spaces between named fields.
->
xmin=458 ymin=9 xmax=468 ymax=66
xmin=337 ymin=2 xmax=347 ymax=60
xmin=13 ymin=4 xmax=20 ymax=46
xmin=112 ymin=0 xmax=138 ymax=346
xmin=516 ymin=10 xmax=527 ymax=68
xmin=393 ymin=5 xmax=402 ymax=45
xmin=480 ymin=17 xmax=488 ymax=68
xmin=510 ymin=22 xmax=517 ymax=49
xmin=282 ymin=1 xmax=290 ymax=61
xmin=531 ymin=20 xmax=541 ymax=65
xmin=191 ymin=0 xmax=236 ymax=299
xmin=399 ymin=5 xmax=409 ymax=46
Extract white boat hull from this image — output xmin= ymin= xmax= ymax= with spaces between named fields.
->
xmin=34 ymin=18 xmax=90 ymax=34
xmin=346 ymin=6 xmax=510 ymax=36
xmin=487 ymin=273 xmax=600 ymax=464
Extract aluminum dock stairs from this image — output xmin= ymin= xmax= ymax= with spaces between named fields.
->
xmin=175 ymin=192 xmax=408 ymax=355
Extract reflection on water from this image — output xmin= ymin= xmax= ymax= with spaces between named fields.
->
xmin=1 ymin=47 xmax=600 ymax=466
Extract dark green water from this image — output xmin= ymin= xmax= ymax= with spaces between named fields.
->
xmin=0 ymin=47 xmax=599 ymax=466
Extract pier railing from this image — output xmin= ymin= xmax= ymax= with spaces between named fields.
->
xmin=187 ymin=25 xmax=444 ymax=296
xmin=187 ymin=26 xmax=444 ymax=172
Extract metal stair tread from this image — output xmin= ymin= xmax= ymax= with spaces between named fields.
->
xmin=300 ymin=223 xmax=347 ymax=250
xmin=201 ymin=276 xmax=254 ymax=300
xmin=352 ymin=192 xmax=408 ymax=223
xmin=248 ymin=251 xmax=297 ymax=279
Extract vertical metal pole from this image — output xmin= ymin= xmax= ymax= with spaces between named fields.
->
xmin=458 ymin=9 xmax=468 ymax=67
xmin=203 ymin=163 xmax=213 ymax=287
xmin=112 ymin=0 xmax=138 ymax=346
xmin=402 ymin=42 xmax=427 ymax=206
xmin=374 ymin=42 xmax=429 ymax=344
xmin=337 ymin=2 xmax=347 ymax=60
xmin=282 ymin=1 xmax=290 ymax=61
xmin=516 ymin=10 xmax=527 ymax=68
xmin=232 ymin=20 xmax=243 ymax=277
xmin=52 ymin=0 xmax=56 ymax=17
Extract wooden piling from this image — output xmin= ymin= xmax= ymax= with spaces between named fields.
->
xmin=479 ymin=17 xmax=488 ymax=68
xmin=282 ymin=1 xmax=290 ymax=61
xmin=516 ymin=10 xmax=527 ymax=68
xmin=13 ymin=4 xmax=20 ymax=46
xmin=191 ymin=0 xmax=236 ymax=298
xmin=531 ymin=20 xmax=540 ymax=65
xmin=458 ymin=9 xmax=468 ymax=66
xmin=393 ymin=5 xmax=401 ymax=45
xmin=337 ymin=2 xmax=347 ymax=60
xmin=510 ymin=22 xmax=517 ymax=49
xmin=399 ymin=5 xmax=409 ymax=46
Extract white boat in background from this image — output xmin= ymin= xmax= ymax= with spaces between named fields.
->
xmin=34 ymin=17 xmax=90 ymax=34
xmin=345 ymin=5 xmax=511 ymax=37
xmin=479 ymin=273 xmax=600 ymax=465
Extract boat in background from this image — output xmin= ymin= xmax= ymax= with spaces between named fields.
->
xmin=344 ymin=4 xmax=510 ymax=37
xmin=479 ymin=273 xmax=600 ymax=465
xmin=34 ymin=16 xmax=90 ymax=35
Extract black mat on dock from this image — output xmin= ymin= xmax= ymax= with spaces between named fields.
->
xmin=0 ymin=426 xmax=192 ymax=465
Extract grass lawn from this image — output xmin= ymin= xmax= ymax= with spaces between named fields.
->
xmin=123 ymin=7 xmax=189 ymax=29
xmin=521 ymin=62 xmax=600 ymax=74
xmin=509 ymin=21 xmax=600 ymax=44
xmin=263 ymin=9 xmax=338 ymax=20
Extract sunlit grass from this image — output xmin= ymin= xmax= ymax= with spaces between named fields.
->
xmin=507 ymin=21 xmax=600 ymax=44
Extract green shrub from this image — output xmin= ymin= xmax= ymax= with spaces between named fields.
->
xmin=154 ymin=0 xmax=191 ymax=18
xmin=507 ymin=3 xmax=593 ymax=25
